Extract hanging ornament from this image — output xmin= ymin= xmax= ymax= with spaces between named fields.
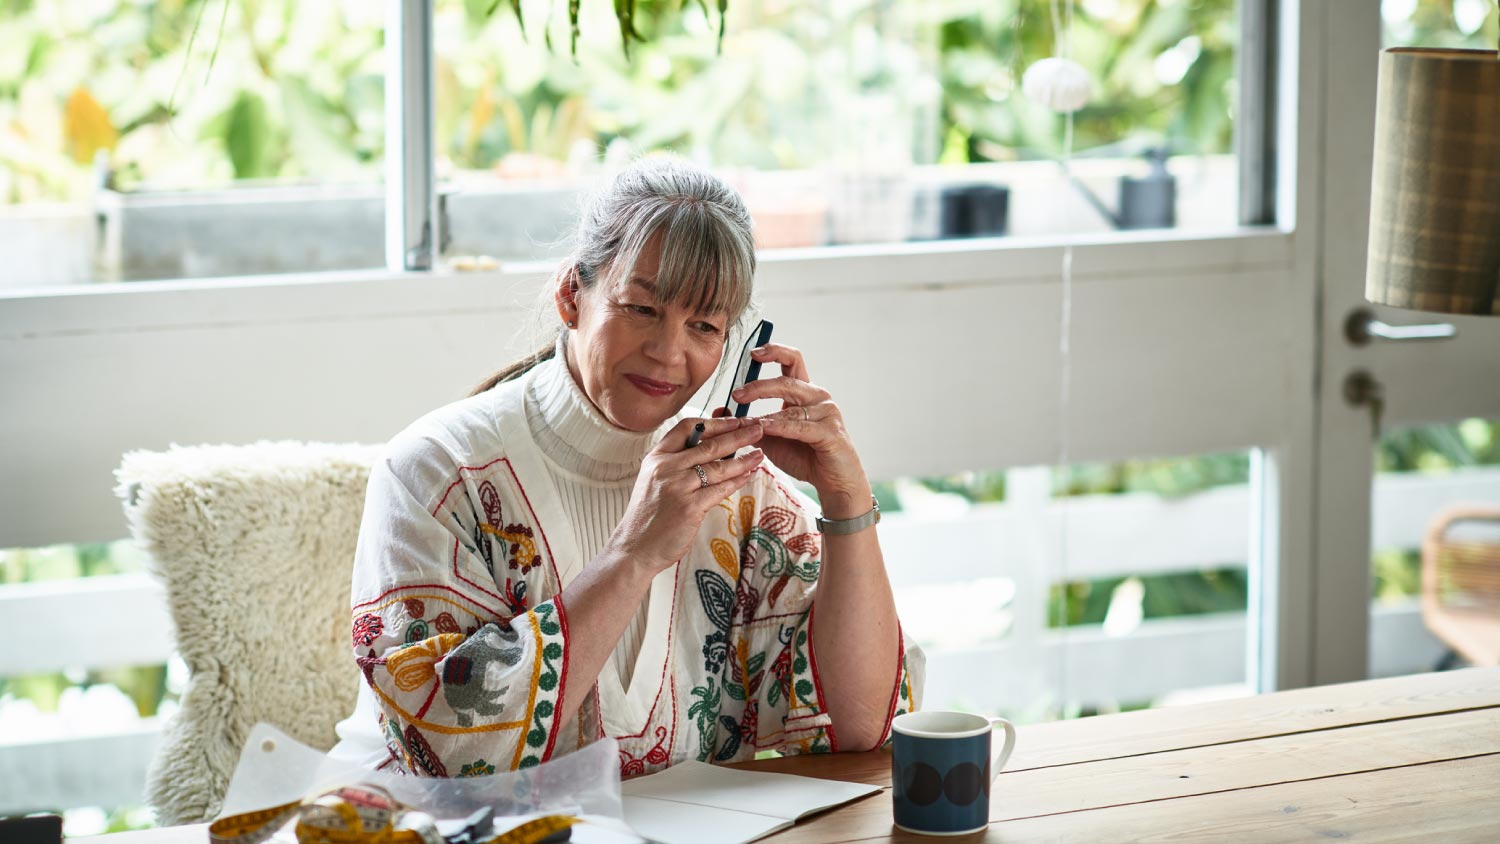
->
xmin=1022 ymin=57 xmax=1093 ymax=114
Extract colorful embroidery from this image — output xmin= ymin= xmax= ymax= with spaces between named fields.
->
xmin=518 ymin=602 xmax=564 ymax=769
xmin=404 ymin=619 xmax=430 ymax=644
xmin=460 ymin=759 xmax=496 ymax=777
xmin=352 ymin=614 xmax=384 ymax=647
xmin=701 ymin=630 xmax=728 ymax=674
xmin=500 ymin=577 xmax=528 ymax=616
xmin=695 ymin=569 xmax=734 ymax=632
xmin=402 ymin=724 xmax=448 ymax=777
xmin=687 ymin=677 xmax=722 ymax=761
xmin=766 ymin=626 xmax=794 ymax=709
xmin=386 ymin=633 xmax=464 ymax=693
xmin=477 ymin=480 xmax=543 ymax=573
xmin=710 ymin=538 xmax=739 ymax=579
xmin=792 ymin=628 xmax=815 ymax=705
xmin=619 ymin=725 xmax=671 ymax=777
xmin=351 ymin=439 xmax=915 ymax=777
xmin=441 ymin=624 xmax=523 ymax=727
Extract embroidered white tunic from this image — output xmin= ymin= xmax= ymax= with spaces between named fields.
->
xmin=339 ymin=356 xmax=924 ymax=777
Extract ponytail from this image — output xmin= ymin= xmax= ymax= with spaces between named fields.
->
xmin=468 ymin=340 xmax=557 ymax=396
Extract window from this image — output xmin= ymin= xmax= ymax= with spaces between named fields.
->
xmin=879 ymin=448 xmax=1254 ymax=721
xmin=0 ymin=0 xmax=385 ymax=285
xmin=0 ymin=540 xmax=176 ymax=832
xmin=434 ymin=0 xmax=1243 ymax=264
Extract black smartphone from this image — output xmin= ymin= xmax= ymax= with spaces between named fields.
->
xmin=723 ymin=319 xmax=774 ymax=418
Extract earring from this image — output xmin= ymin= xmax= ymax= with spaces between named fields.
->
xmin=566 ymin=320 xmax=576 ymax=328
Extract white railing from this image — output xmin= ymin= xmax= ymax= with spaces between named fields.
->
xmin=2 ymin=465 xmax=1495 ymax=814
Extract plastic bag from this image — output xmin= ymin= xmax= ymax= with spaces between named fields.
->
xmin=220 ymin=723 xmax=625 ymax=828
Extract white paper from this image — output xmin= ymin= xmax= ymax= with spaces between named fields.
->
xmin=621 ymin=761 xmax=880 ymax=844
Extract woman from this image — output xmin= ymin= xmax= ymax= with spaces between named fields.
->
xmin=333 ymin=156 xmax=923 ymax=777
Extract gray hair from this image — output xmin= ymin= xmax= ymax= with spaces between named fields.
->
xmin=472 ymin=155 xmax=758 ymax=395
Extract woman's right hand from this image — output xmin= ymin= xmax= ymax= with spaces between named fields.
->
xmin=608 ymin=416 xmax=765 ymax=574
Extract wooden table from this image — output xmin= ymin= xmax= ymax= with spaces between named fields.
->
xmin=90 ymin=668 xmax=1500 ymax=843
xmin=746 ymin=666 xmax=1500 ymax=842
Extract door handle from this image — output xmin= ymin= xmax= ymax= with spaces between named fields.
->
xmin=1345 ymin=307 xmax=1457 ymax=346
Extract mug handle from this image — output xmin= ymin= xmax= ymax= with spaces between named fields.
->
xmin=988 ymin=717 xmax=1017 ymax=780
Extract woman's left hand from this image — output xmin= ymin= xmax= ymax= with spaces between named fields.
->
xmin=723 ymin=342 xmax=873 ymax=519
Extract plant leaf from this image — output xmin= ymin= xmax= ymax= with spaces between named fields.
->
xmin=223 ymin=90 xmax=276 ymax=178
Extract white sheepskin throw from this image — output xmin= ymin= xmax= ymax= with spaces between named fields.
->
xmin=116 ymin=441 xmax=381 ymax=826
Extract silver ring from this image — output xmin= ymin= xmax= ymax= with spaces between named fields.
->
xmin=694 ymin=464 xmax=709 ymax=488
xmin=801 ymin=405 xmax=809 ymax=422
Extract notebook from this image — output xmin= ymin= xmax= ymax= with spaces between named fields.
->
xmin=621 ymin=761 xmax=881 ymax=844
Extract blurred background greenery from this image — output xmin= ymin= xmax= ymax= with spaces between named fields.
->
xmin=2 ymin=0 xmax=1252 ymax=203
xmin=4 ymin=0 xmax=1500 ymax=830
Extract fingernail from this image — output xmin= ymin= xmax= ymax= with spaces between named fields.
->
xmin=751 ymin=347 xmax=767 ymax=357
xmin=732 ymin=388 xmax=746 ymax=399
xmin=747 ymin=448 xmax=763 ymax=459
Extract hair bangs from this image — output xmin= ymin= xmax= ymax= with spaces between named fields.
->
xmin=652 ymin=201 xmax=754 ymax=322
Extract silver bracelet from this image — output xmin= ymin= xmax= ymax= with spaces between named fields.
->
xmin=815 ymin=496 xmax=880 ymax=536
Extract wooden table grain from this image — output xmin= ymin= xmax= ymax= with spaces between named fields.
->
xmin=86 ymin=668 xmax=1500 ymax=843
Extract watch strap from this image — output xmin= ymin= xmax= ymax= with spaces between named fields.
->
xmin=816 ymin=495 xmax=881 ymax=535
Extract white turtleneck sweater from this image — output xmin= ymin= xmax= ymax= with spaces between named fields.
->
xmin=522 ymin=343 xmax=680 ymax=687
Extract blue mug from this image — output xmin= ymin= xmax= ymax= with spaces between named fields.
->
xmin=891 ymin=711 xmax=1017 ymax=836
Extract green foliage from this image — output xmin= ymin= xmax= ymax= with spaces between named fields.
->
xmin=1047 ymin=566 xmax=1248 ymax=628
xmin=2 ymin=0 xmax=1239 ymax=203
xmin=1372 ymin=548 xmax=1421 ymax=604
xmin=0 ymin=664 xmax=171 ymax=718
xmin=936 ymin=0 xmax=1238 ymax=161
xmin=1377 ymin=419 xmax=1500 ymax=473
xmin=1385 ymin=0 xmax=1500 ymax=49
xmin=1054 ymin=451 xmax=1250 ymax=499
xmin=915 ymin=470 xmax=1008 ymax=504
xmin=0 ymin=540 xmax=147 ymax=584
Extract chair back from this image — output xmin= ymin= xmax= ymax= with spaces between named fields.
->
xmin=117 ymin=441 xmax=380 ymax=825
xmin=1420 ymin=505 xmax=1500 ymax=667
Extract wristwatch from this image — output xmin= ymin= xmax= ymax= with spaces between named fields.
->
xmin=815 ymin=495 xmax=880 ymax=536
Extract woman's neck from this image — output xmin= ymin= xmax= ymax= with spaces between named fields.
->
xmin=525 ymin=339 xmax=670 ymax=482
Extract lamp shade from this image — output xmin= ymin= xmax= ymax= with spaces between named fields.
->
xmin=1366 ymin=48 xmax=1500 ymax=316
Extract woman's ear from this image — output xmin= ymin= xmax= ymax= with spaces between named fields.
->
xmin=553 ymin=264 xmax=581 ymax=328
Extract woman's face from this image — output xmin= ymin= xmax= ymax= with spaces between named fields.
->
xmin=562 ymin=237 xmax=732 ymax=432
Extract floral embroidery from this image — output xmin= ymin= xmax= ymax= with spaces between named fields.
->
xmin=404 ymin=619 xmax=430 ymax=644
xmin=460 ymin=759 xmax=496 ymax=777
xmin=478 ymin=481 xmax=543 ymax=573
xmin=701 ymin=630 xmax=728 ymax=674
xmin=386 ymin=632 xmax=464 ymax=693
xmin=687 ymin=677 xmax=722 ymax=761
xmin=352 ymin=614 xmax=384 ymax=647
xmin=501 ymin=578 xmax=528 ymax=616
xmin=351 ymin=447 xmax=914 ymax=778
xmin=402 ymin=724 xmax=448 ymax=777
xmin=792 ymin=628 xmax=815 ymax=704
xmin=695 ymin=570 xmax=734 ymax=632
xmin=710 ymin=538 xmax=739 ymax=579
xmin=619 ymin=726 xmax=671 ymax=777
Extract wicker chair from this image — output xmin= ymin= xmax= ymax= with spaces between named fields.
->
xmin=1421 ymin=505 xmax=1500 ymax=668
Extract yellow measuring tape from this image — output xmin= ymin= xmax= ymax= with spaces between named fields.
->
xmin=208 ymin=785 xmax=578 ymax=844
